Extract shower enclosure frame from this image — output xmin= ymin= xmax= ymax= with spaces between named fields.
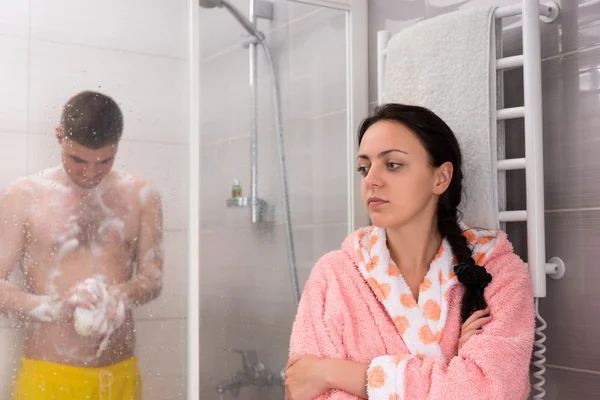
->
xmin=188 ymin=0 xmax=368 ymax=398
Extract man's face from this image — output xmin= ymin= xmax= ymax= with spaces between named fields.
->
xmin=59 ymin=137 xmax=118 ymax=189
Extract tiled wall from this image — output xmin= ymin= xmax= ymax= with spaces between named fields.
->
xmin=0 ymin=1 xmax=189 ymax=399
xmin=369 ymin=0 xmax=600 ymax=398
xmin=198 ymin=1 xmax=349 ymax=398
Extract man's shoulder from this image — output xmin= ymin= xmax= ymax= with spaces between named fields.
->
xmin=1 ymin=175 xmax=42 ymax=199
xmin=110 ymin=170 xmax=161 ymax=204
xmin=111 ymin=169 xmax=153 ymax=189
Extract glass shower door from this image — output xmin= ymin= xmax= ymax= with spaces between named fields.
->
xmin=197 ymin=0 xmax=363 ymax=398
xmin=0 ymin=1 xmax=189 ymax=399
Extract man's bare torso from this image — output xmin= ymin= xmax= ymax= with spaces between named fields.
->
xmin=15 ymin=166 xmax=148 ymax=367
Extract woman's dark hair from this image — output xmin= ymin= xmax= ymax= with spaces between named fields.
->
xmin=358 ymin=103 xmax=492 ymax=323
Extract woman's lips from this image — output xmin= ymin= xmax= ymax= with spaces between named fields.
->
xmin=368 ymin=197 xmax=388 ymax=209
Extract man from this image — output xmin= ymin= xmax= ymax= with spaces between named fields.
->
xmin=0 ymin=91 xmax=164 ymax=399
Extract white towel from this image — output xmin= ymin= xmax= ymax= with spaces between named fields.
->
xmin=383 ymin=6 xmax=501 ymax=230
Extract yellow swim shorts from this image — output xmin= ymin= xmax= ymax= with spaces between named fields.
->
xmin=12 ymin=357 xmax=142 ymax=400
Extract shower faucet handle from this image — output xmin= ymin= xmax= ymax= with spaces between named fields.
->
xmin=230 ymin=349 xmax=258 ymax=370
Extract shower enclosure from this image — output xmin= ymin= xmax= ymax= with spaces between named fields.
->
xmin=192 ymin=0 xmax=368 ymax=398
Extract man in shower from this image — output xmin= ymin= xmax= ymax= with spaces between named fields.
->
xmin=0 ymin=91 xmax=164 ymax=399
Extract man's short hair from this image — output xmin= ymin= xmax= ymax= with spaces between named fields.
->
xmin=60 ymin=91 xmax=123 ymax=149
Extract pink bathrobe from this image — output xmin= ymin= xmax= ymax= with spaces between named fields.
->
xmin=289 ymin=225 xmax=535 ymax=400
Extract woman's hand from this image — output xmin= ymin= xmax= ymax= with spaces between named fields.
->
xmin=459 ymin=307 xmax=491 ymax=351
xmin=284 ymin=355 xmax=331 ymax=400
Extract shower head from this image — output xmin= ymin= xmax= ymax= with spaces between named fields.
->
xmin=199 ymin=0 xmax=264 ymax=41
xmin=198 ymin=0 xmax=222 ymax=8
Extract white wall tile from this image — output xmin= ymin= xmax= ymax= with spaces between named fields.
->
xmin=0 ymin=328 xmax=24 ymax=399
xmin=115 ymin=141 xmax=189 ymax=232
xmin=26 ymin=132 xmax=59 ymax=174
xmin=0 ymin=36 xmax=28 ymax=133
xmin=288 ymin=8 xmax=347 ymax=116
xmin=284 ymin=111 xmax=348 ymax=226
xmin=30 ymin=0 xmax=188 ymax=59
xmin=0 ymin=133 xmax=28 ymax=189
xmin=136 ymin=319 xmax=186 ymax=400
xmin=199 ymin=224 xmax=297 ymax=330
xmin=135 ymin=231 xmax=187 ymax=321
xmin=29 ymin=40 xmax=188 ymax=144
xmin=292 ymin=223 xmax=347 ymax=266
xmin=0 ymin=1 xmax=28 ymax=37
xmin=199 ymin=47 xmax=251 ymax=146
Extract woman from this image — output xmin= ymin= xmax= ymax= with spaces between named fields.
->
xmin=285 ymin=104 xmax=535 ymax=400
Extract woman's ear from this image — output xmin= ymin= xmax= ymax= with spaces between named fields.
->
xmin=433 ymin=161 xmax=453 ymax=195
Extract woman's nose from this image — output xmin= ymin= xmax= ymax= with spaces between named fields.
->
xmin=364 ymin=165 xmax=384 ymax=187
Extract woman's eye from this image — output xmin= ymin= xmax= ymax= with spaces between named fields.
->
xmin=387 ymin=162 xmax=402 ymax=170
xmin=356 ymin=166 xmax=369 ymax=176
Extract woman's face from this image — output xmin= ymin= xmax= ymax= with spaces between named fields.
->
xmin=357 ymin=120 xmax=452 ymax=229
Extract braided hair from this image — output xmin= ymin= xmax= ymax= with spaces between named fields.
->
xmin=358 ymin=104 xmax=492 ymax=323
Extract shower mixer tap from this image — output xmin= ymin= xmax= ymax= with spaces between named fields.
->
xmin=216 ymin=349 xmax=283 ymax=396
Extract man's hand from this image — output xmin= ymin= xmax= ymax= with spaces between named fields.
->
xmin=63 ymin=284 xmax=95 ymax=316
xmin=67 ymin=278 xmax=127 ymax=337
